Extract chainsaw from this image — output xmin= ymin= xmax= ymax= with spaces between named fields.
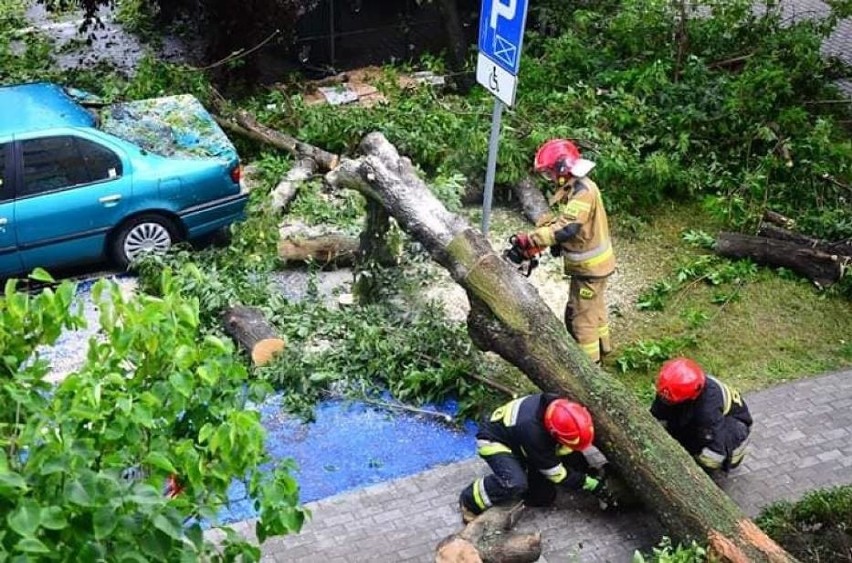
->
xmin=503 ymin=234 xmax=541 ymax=277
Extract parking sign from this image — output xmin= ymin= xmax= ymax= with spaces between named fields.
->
xmin=476 ymin=0 xmax=529 ymax=107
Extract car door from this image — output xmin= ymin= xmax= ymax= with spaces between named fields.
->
xmin=14 ymin=134 xmax=132 ymax=273
xmin=0 ymin=141 xmax=23 ymax=278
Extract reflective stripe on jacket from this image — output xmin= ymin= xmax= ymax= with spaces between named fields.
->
xmin=650 ymin=376 xmax=753 ymax=468
xmin=534 ymin=178 xmax=615 ymax=278
xmin=476 ymin=394 xmax=585 ymax=489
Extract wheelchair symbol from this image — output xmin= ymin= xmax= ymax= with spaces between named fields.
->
xmin=490 ymin=66 xmax=499 ymax=92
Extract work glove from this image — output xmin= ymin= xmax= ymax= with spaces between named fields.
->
xmin=583 ymin=474 xmax=618 ymax=511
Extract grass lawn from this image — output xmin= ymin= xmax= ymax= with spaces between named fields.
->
xmin=462 ymin=199 xmax=852 ymax=401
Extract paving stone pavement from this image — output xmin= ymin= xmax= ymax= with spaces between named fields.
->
xmin=240 ymin=369 xmax=852 ymax=563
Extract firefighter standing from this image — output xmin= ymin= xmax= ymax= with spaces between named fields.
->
xmin=459 ymin=394 xmax=612 ymax=523
xmin=651 ymin=357 xmax=753 ymax=472
xmin=512 ymin=139 xmax=616 ymax=363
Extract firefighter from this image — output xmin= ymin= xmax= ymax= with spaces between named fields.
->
xmin=651 ymin=357 xmax=753 ymax=473
xmin=512 ymin=139 xmax=616 ymax=363
xmin=459 ymin=393 xmax=613 ymax=523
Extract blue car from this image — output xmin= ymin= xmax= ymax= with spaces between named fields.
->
xmin=0 ymin=82 xmax=248 ymax=278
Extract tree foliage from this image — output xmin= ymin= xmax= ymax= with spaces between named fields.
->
xmin=0 ymin=271 xmax=307 ymax=561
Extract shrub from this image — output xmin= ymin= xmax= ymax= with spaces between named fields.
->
xmin=757 ymin=485 xmax=852 ymax=562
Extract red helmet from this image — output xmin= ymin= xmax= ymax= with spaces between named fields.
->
xmin=543 ymin=399 xmax=594 ymax=450
xmin=656 ymin=358 xmax=706 ymax=404
xmin=534 ymin=139 xmax=595 ymax=183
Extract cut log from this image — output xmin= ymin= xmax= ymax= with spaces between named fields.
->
xmin=510 ymin=176 xmax=551 ymax=225
xmin=327 ymin=132 xmax=797 ymax=562
xmin=757 ymin=223 xmax=852 ymax=258
xmin=221 ymin=305 xmax=286 ymax=366
xmin=272 ymin=157 xmax=317 ymax=212
xmin=278 ymin=234 xmax=360 ymax=266
xmin=435 ymin=503 xmax=541 ymax=563
xmin=762 ymin=210 xmax=796 ymax=229
xmin=715 ymin=232 xmax=847 ymax=288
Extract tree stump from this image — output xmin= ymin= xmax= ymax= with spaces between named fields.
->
xmin=221 ymin=306 xmax=286 ymax=366
xmin=435 ymin=504 xmax=541 ymax=563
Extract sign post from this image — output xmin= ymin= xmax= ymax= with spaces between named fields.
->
xmin=477 ymin=0 xmax=529 ymax=234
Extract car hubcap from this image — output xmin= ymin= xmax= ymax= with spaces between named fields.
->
xmin=124 ymin=222 xmax=172 ymax=260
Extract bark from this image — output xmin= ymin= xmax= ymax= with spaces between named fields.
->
xmin=435 ymin=503 xmax=541 ymax=563
xmin=272 ymin=157 xmax=317 ymax=213
xmin=510 ymin=176 xmax=551 ymax=225
xmin=762 ymin=210 xmax=796 ymax=229
xmin=757 ymin=223 xmax=852 ymax=258
xmin=715 ymin=232 xmax=847 ymax=289
xmin=327 ymin=132 xmax=797 ymax=562
xmin=221 ymin=305 xmax=286 ymax=366
xmin=232 ymin=109 xmax=339 ymax=171
xmin=278 ymin=233 xmax=360 ymax=266
xmin=354 ymin=199 xmax=397 ymax=302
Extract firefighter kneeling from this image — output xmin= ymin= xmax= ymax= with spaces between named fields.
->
xmin=459 ymin=394 xmax=615 ymax=523
xmin=651 ymin=357 xmax=753 ymax=473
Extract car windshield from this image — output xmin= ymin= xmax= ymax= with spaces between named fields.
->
xmin=98 ymin=95 xmax=237 ymax=162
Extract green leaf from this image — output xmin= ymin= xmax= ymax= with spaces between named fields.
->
xmin=8 ymin=500 xmax=41 ymax=537
xmin=0 ymin=471 xmax=28 ymax=494
xmin=93 ymin=507 xmax=118 ymax=540
xmin=67 ymin=480 xmax=94 ymax=507
xmin=144 ymin=452 xmax=177 ymax=474
xmin=40 ymin=507 xmax=67 ymax=531
xmin=27 ymin=268 xmax=54 ymax=283
xmin=169 ymin=372 xmax=193 ymax=398
xmin=15 ymin=537 xmax=51 ymax=554
xmin=38 ymin=458 xmax=66 ymax=476
xmin=120 ymin=552 xmax=151 ymax=563
xmin=152 ymin=514 xmax=182 ymax=541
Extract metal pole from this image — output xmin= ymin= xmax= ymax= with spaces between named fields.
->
xmin=481 ymin=98 xmax=504 ymax=234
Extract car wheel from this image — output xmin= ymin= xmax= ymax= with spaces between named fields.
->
xmin=111 ymin=214 xmax=179 ymax=269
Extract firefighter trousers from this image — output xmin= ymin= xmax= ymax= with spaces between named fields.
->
xmin=565 ymin=276 xmax=611 ymax=362
xmin=460 ymin=451 xmax=589 ymax=516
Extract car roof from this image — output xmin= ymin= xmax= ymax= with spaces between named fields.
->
xmin=0 ymin=82 xmax=95 ymax=137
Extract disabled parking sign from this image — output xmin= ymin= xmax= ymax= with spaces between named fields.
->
xmin=476 ymin=0 xmax=529 ymax=107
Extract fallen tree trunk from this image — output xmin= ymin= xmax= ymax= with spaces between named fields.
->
xmin=278 ymin=234 xmax=360 ymax=266
xmin=715 ymin=232 xmax=847 ymax=289
xmin=510 ymin=176 xmax=550 ymax=225
xmin=272 ymin=157 xmax=317 ymax=212
xmin=757 ymin=223 xmax=852 ymax=258
xmin=435 ymin=503 xmax=541 ymax=563
xmin=221 ymin=305 xmax=286 ymax=366
xmin=328 ymin=132 xmax=796 ymax=562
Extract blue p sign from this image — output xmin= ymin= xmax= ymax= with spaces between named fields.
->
xmin=478 ymin=0 xmax=529 ymax=76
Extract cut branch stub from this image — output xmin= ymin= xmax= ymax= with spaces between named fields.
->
xmin=326 ymin=132 xmax=798 ymax=562
xmin=221 ymin=305 xmax=286 ymax=366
